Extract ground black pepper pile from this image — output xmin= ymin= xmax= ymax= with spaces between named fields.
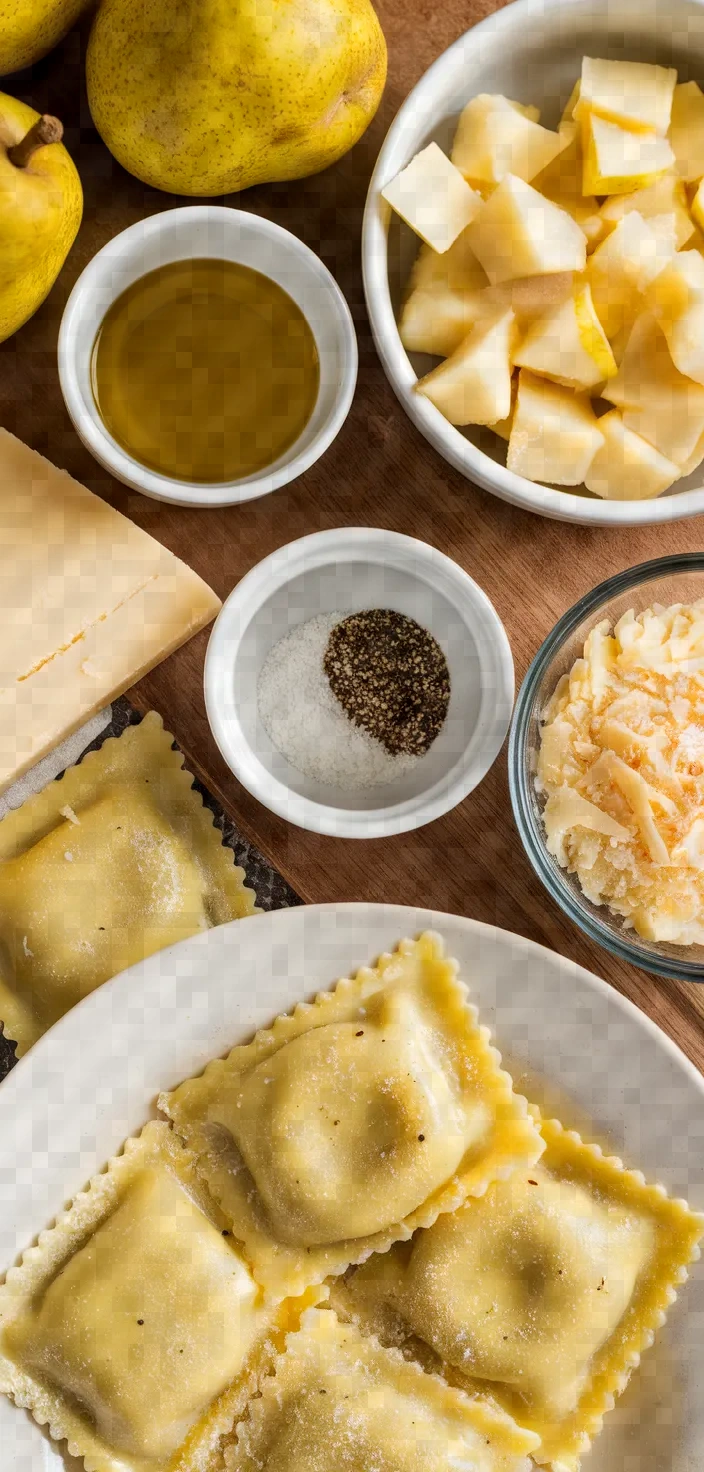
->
xmin=323 ymin=609 xmax=450 ymax=757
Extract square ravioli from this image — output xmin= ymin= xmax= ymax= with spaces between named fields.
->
xmin=160 ymin=932 xmax=544 ymax=1297
xmin=226 ymin=1307 xmax=539 ymax=1472
xmin=0 ymin=711 xmax=256 ymax=1055
xmin=0 ymin=1122 xmax=318 ymax=1472
xmin=330 ymin=1116 xmax=704 ymax=1470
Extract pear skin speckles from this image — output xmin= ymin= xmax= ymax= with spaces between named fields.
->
xmin=86 ymin=0 xmax=387 ymax=196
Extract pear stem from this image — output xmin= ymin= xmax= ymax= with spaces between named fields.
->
xmin=8 ymin=115 xmax=63 ymax=168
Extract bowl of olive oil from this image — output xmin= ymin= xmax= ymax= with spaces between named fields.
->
xmin=58 ymin=207 xmax=358 ymax=506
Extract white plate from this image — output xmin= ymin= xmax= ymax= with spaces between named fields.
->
xmin=1 ymin=903 xmax=702 ymax=1471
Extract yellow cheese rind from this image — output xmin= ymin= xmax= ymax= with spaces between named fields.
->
xmin=0 ymin=430 xmax=221 ymax=793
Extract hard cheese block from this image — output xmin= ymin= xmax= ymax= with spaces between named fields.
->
xmin=0 ymin=430 xmax=221 ymax=792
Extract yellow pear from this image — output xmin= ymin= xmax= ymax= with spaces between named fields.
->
xmin=0 ymin=0 xmax=92 ymax=75
xmin=0 ymin=94 xmax=82 ymax=343
xmin=86 ymin=0 xmax=387 ymax=196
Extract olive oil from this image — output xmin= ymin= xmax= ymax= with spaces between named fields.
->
xmin=91 ymin=259 xmax=320 ymax=484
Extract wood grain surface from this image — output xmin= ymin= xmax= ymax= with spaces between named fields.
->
xmin=3 ymin=0 xmax=704 ymax=1074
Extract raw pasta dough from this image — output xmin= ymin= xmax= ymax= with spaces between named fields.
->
xmin=0 ymin=712 xmax=256 ymax=1054
xmin=227 ymin=1307 xmax=539 ymax=1472
xmin=161 ymin=933 xmax=544 ymax=1296
xmin=0 ymin=1123 xmax=282 ymax=1472
xmin=332 ymin=1117 xmax=704 ymax=1470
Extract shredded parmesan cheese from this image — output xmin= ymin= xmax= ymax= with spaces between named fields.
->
xmin=538 ymin=600 xmax=704 ymax=943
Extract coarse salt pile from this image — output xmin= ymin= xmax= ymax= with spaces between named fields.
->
xmin=256 ymin=613 xmax=420 ymax=790
xmin=538 ymin=600 xmax=704 ymax=944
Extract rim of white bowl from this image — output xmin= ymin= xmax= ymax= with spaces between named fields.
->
xmin=204 ymin=527 xmax=515 ymax=838
xmin=58 ymin=206 xmax=358 ymax=508
xmin=361 ymin=0 xmax=704 ymax=526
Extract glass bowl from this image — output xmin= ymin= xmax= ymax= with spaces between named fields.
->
xmin=509 ymin=554 xmax=704 ymax=982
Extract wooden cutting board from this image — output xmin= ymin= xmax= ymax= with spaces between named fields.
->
xmin=3 ymin=0 xmax=704 ymax=1072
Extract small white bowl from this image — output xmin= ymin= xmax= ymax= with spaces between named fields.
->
xmin=58 ymin=206 xmax=357 ymax=508
xmin=362 ymin=0 xmax=704 ymax=526
xmin=204 ymin=527 xmax=514 ymax=838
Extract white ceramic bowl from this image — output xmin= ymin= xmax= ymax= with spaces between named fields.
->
xmin=204 ymin=527 xmax=514 ymax=837
xmin=362 ymin=0 xmax=704 ymax=526
xmin=58 ymin=206 xmax=357 ymax=507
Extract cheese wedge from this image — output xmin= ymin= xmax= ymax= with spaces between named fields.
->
xmin=0 ymin=431 xmax=221 ymax=793
xmin=381 ymin=143 xmax=481 ymax=253
xmin=450 ymin=93 xmax=566 ymax=186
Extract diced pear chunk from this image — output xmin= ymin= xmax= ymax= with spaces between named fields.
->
xmin=407 ymin=232 xmax=489 ymax=293
xmin=451 ymin=93 xmax=567 ymax=185
xmin=677 ymin=429 xmax=704 ymax=477
xmin=532 ymin=123 xmax=602 ymax=245
xmin=582 ymin=113 xmax=674 ymax=196
xmin=560 ymin=80 xmax=581 ymax=126
xmin=604 ymin=312 xmax=704 ymax=463
xmin=507 ymin=370 xmax=604 ymax=484
xmin=579 ymin=56 xmax=676 ymax=135
xmin=584 ymin=409 xmax=680 ymax=499
xmin=689 ymin=176 xmax=704 ymax=235
xmin=398 ymin=235 xmax=490 ymax=356
xmin=488 ymin=376 xmax=518 ymax=440
xmin=587 ymin=210 xmax=677 ymax=339
xmin=466 ymin=174 xmax=586 ymax=284
xmin=512 ymin=101 xmax=541 ymax=123
xmin=399 ymin=286 xmax=485 ymax=357
xmin=646 ymin=249 xmax=704 ymax=383
xmin=382 ymin=143 xmax=481 ymax=253
xmin=669 ymin=81 xmax=704 ymax=181
xmin=513 ymin=281 xmax=616 ymax=389
xmin=480 ymin=272 xmax=577 ymax=329
xmin=603 ymin=311 xmax=679 ymax=407
xmin=599 ymin=173 xmax=695 ymax=248
xmin=415 ymin=307 xmax=516 ymax=424
xmin=400 ymin=268 xmax=576 ymax=358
